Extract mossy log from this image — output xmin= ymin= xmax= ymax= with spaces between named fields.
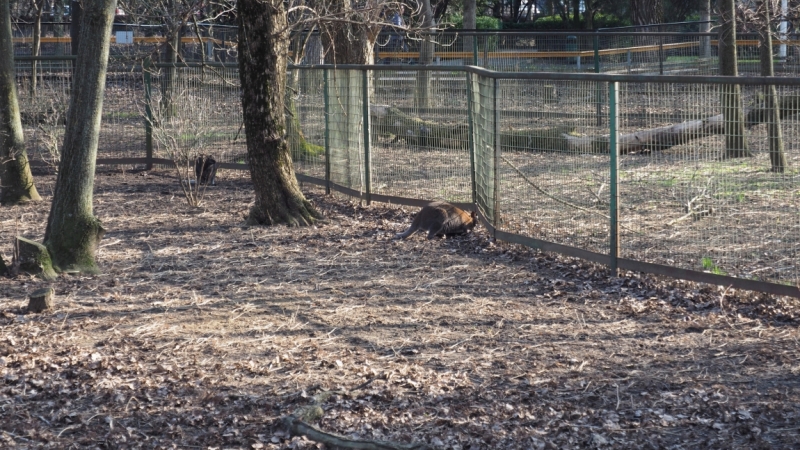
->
xmin=16 ymin=236 xmax=57 ymax=280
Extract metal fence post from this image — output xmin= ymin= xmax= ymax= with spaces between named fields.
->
xmin=593 ymin=32 xmax=600 ymax=73
xmin=608 ymin=81 xmax=620 ymax=276
xmin=492 ymin=76 xmax=500 ymax=235
xmin=323 ymin=68 xmax=331 ymax=195
xmin=473 ymin=34 xmax=479 ymax=66
xmin=595 ymin=34 xmax=603 ymax=126
xmin=143 ymin=57 xmax=154 ymax=170
xmin=466 ymin=72 xmax=477 ymax=205
xmin=362 ymin=69 xmax=372 ymax=205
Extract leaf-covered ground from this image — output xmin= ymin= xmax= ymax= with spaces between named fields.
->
xmin=1 ymin=169 xmax=799 ymax=449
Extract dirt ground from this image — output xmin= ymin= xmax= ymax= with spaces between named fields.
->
xmin=1 ymin=169 xmax=800 ymax=450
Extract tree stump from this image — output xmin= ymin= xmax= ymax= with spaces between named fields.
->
xmin=16 ymin=236 xmax=58 ymax=280
xmin=28 ymin=287 xmax=55 ymax=313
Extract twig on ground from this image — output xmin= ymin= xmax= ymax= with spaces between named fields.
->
xmin=282 ymin=415 xmax=430 ymax=450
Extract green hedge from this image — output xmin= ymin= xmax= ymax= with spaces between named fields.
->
xmin=446 ymin=14 xmax=502 ymax=30
xmin=501 ymin=13 xmax=629 ymax=30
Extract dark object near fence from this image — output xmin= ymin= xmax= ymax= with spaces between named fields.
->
xmin=195 ymin=155 xmax=217 ymax=185
xmin=395 ymin=202 xmax=477 ymax=240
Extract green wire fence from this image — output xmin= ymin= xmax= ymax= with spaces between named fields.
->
xmin=12 ymin=56 xmax=800 ymax=298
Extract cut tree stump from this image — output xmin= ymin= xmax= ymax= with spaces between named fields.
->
xmin=16 ymin=236 xmax=58 ymax=280
xmin=28 ymin=287 xmax=55 ymax=313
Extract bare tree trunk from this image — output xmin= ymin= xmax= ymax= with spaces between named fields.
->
xmin=415 ymin=0 xmax=435 ymax=108
xmin=43 ymin=0 xmax=116 ymax=273
xmin=0 ymin=0 xmax=41 ymax=204
xmin=462 ymin=0 xmax=475 ymax=62
xmin=320 ymin=0 xmax=377 ymax=65
xmin=700 ymin=0 xmax=711 ymax=58
xmin=570 ymin=0 xmax=580 ymax=27
xmin=630 ymin=0 xmax=663 ymax=26
xmin=718 ymin=0 xmax=752 ymax=158
xmin=758 ymin=0 xmax=787 ymax=172
xmin=161 ymin=5 xmax=182 ymax=118
xmin=238 ymin=0 xmax=319 ymax=226
xmin=31 ymin=0 xmax=45 ymax=96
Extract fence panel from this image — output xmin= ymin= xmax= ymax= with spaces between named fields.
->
xmin=368 ymin=68 xmax=472 ymax=203
xmin=617 ymin=81 xmax=800 ymax=286
xmin=288 ymin=68 xmax=326 ymax=180
xmin=13 ymin=57 xmax=73 ymax=168
xmin=495 ymin=77 xmax=611 ymax=254
xmin=326 ymin=69 xmax=366 ymax=194
xmin=145 ymin=64 xmax=244 ymax=167
xmin=470 ymin=73 xmax=498 ymax=224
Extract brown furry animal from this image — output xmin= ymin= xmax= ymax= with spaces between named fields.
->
xmin=395 ymin=202 xmax=477 ymax=240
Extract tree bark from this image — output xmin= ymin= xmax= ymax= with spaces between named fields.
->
xmin=0 ymin=0 xmax=41 ymax=204
xmin=415 ymin=0 xmax=435 ymax=108
xmin=43 ymin=0 xmax=116 ymax=273
xmin=462 ymin=0 xmax=475 ymax=60
xmin=700 ymin=0 xmax=711 ymax=58
xmin=31 ymin=0 xmax=45 ymax=96
xmin=320 ymin=0 xmax=378 ymax=65
xmin=238 ymin=0 xmax=319 ymax=226
xmin=630 ymin=0 xmax=663 ymax=26
xmin=718 ymin=0 xmax=752 ymax=158
xmin=757 ymin=0 xmax=787 ymax=172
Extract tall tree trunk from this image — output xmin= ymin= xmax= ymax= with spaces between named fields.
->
xmin=584 ymin=0 xmax=595 ymax=30
xmin=0 ymin=0 xmax=41 ymax=204
xmin=415 ymin=0 xmax=435 ymax=108
xmin=571 ymin=0 xmax=580 ymax=28
xmin=238 ymin=0 xmax=319 ymax=226
xmin=70 ymin=0 xmax=82 ymax=60
xmin=31 ymin=0 xmax=45 ymax=96
xmin=161 ymin=2 xmax=182 ymax=117
xmin=700 ymin=0 xmax=711 ymax=59
xmin=718 ymin=0 xmax=752 ymax=158
xmin=53 ymin=0 xmax=66 ymax=56
xmin=43 ymin=0 xmax=116 ymax=273
xmin=630 ymin=0 xmax=663 ymax=26
xmin=320 ymin=0 xmax=376 ymax=65
xmin=758 ymin=0 xmax=786 ymax=172
xmin=463 ymin=0 xmax=476 ymax=62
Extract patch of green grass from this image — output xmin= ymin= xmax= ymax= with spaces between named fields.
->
xmin=105 ymin=111 xmax=141 ymax=120
xmin=659 ymin=178 xmax=677 ymax=187
xmin=701 ymin=257 xmax=727 ymax=276
xmin=293 ymin=140 xmax=324 ymax=162
xmin=665 ymin=56 xmax=698 ymax=63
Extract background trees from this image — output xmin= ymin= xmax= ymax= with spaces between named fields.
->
xmin=0 ymin=0 xmax=41 ymax=205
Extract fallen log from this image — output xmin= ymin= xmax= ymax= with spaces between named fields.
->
xmin=372 ymin=93 xmax=800 ymax=156
xmin=370 ymin=105 xmax=576 ymax=151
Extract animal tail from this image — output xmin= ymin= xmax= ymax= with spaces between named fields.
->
xmin=394 ymin=226 xmax=417 ymax=240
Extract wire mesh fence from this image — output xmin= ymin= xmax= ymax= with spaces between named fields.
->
xmin=15 ymin=21 xmax=800 ymax=77
xmin=10 ymin=55 xmax=800 ymax=296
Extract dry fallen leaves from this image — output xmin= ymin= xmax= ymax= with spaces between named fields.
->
xmin=0 ymin=170 xmax=799 ymax=449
